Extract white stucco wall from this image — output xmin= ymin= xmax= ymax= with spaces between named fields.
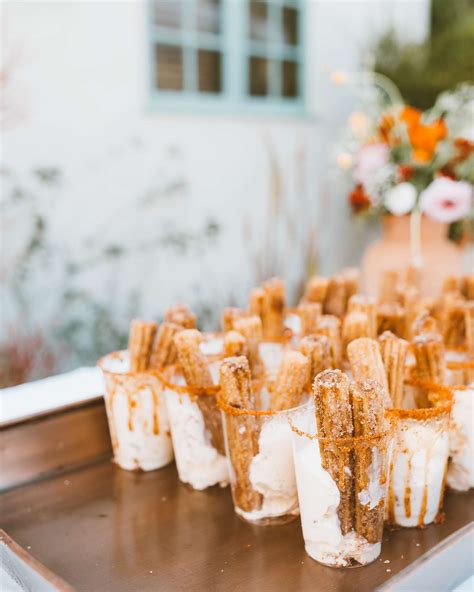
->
xmin=1 ymin=0 xmax=430 ymax=370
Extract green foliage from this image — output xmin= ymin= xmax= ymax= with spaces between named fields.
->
xmin=373 ymin=0 xmax=474 ymax=109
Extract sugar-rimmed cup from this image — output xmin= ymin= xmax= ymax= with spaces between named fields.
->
xmin=386 ymin=379 xmax=453 ymax=527
xmin=289 ymin=402 xmax=392 ymax=568
xmin=98 ymin=350 xmax=173 ymax=471
xmin=159 ymin=361 xmax=229 ymax=490
xmin=218 ymin=380 xmax=305 ymax=526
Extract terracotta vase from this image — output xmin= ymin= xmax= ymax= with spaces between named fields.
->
xmin=361 ymin=215 xmax=465 ymax=298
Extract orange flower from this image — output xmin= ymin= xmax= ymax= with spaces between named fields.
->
xmin=400 ymin=106 xmax=422 ymax=127
xmin=400 ymin=106 xmax=447 ymax=163
xmin=379 ymin=113 xmax=395 ymax=143
xmin=348 ymin=185 xmax=372 ymax=213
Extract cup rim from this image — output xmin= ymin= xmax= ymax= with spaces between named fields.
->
xmin=97 ymin=350 xmax=162 ymax=378
xmin=386 ymin=379 xmax=453 ymax=420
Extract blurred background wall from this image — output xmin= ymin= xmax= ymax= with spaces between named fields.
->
xmin=1 ymin=0 xmax=430 ymax=380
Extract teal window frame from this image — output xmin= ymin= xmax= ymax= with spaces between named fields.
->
xmin=147 ymin=0 xmax=306 ymax=115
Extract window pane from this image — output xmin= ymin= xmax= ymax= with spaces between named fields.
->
xmin=153 ymin=1 xmax=181 ymax=29
xmin=155 ymin=44 xmax=183 ymax=90
xmin=249 ymin=56 xmax=268 ymax=96
xmin=198 ymin=49 xmax=221 ymax=93
xmin=196 ymin=0 xmax=221 ymax=33
xmin=282 ymin=6 xmax=298 ymax=45
xmin=249 ymin=0 xmax=269 ymax=41
xmin=282 ymin=60 xmax=298 ymax=97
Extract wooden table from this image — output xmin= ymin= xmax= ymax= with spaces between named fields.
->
xmin=1 ymin=458 xmax=473 ymax=592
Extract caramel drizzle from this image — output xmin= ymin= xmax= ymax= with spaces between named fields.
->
xmin=387 ymin=462 xmax=395 ymax=524
xmin=152 ymin=386 xmax=160 ymax=435
xmin=417 ymin=450 xmax=430 ymax=527
xmin=128 ymin=395 xmax=135 ymax=431
xmin=404 ymin=456 xmax=412 ymax=519
xmin=105 ymin=382 xmax=119 ymax=451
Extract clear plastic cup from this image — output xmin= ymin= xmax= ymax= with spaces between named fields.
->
xmin=446 ymin=355 xmax=474 ymax=387
xmin=160 ymin=364 xmax=229 ymax=491
xmin=387 ymin=380 xmax=453 ymax=527
xmin=98 ymin=351 xmax=173 ymax=471
xmin=290 ymin=403 xmax=392 ymax=568
xmin=447 ymin=384 xmax=474 ymax=491
xmin=219 ymin=383 xmax=301 ymax=525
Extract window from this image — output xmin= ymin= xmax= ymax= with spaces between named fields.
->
xmin=148 ymin=0 xmax=305 ymax=113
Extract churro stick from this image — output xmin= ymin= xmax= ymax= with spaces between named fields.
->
xmin=324 ymin=274 xmax=347 ymax=317
xmin=303 ymin=276 xmax=329 ymax=304
xmin=379 ymin=269 xmax=399 ymax=304
xmin=261 ymin=277 xmax=286 ymax=340
xmin=342 ymin=268 xmax=360 ymax=303
xmin=223 ymin=331 xmax=248 ymax=358
xmin=399 ymin=286 xmax=421 ymax=339
xmin=411 ymin=313 xmax=438 ymax=337
xmin=271 ymin=351 xmax=310 ymax=411
xmin=347 ymin=338 xmax=390 ymax=407
xmin=442 ymin=297 xmax=466 ymax=348
xmin=348 ymin=295 xmax=377 ymax=338
xmin=316 ymin=315 xmax=342 ymax=368
xmin=461 ymin=275 xmax=474 ymax=300
xmin=233 ymin=316 xmax=265 ymax=378
xmin=220 ymin=357 xmax=262 ymax=513
xmin=164 ymin=304 xmax=196 ymax=329
xmin=221 ymin=307 xmax=245 ymax=332
xmin=378 ymin=331 xmax=409 ymax=408
xmin=297 ymin=302 xmax=322 ymax=337
xmin=128 ymin=320 xmax=158 ymax=372
xmin=342 ymin=312 xmax=371 ymax=352
xmin=442 ymin=275 xmax=460 ymax=296
xmin=248 ymin=287 xmax=265 ymax=318
xmin=149 ymin=322 xmax=181 ymax=369
xmin=299 ymin=334 xmax=332 ymax=384
xmin=412 ymin=332 xmax=446 ymax=407
xmin=314 ymin=370 xmax=354 ymax=534
xmin=465 ymin=302 xmax=474 ymax=355
xmin=404 ymin=265 xmax=422 ymax=291
xmin=377 ymin=303 xmax=406 ymax=337
xmin=351 ymin=380 xmax=386 ymax=544
xmin=174 ymin=330 xmax=225 ymax=455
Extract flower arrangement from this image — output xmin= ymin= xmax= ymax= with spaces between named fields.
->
xmin=337 ymin=83 xmax=474 ymax=241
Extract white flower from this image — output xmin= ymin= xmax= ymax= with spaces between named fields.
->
xmin=384 ymin=183 xmax=417 ymax=216
xmin=420 ymin=177 xmax=472 ymax=223
xmin=354 ymin=143 xmax=390 ymax=187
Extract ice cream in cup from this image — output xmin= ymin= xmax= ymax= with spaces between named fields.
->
xmin=447 ymin=383 xmax=474 ymax=491
xmin=161 ymin=329 xmax=229 ymax=490
xmin=290 ymin=371 xmax=392 ymax=568
xmin=98 ymin=349 xmax=173 ymax=471
xmin=219 ymin=352 xmax=309 ymax=525
xmin=386 ymin=379 xmax=453 ymax=527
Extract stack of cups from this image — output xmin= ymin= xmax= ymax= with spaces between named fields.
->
xmin=98 ymin=351 xmax=173 ymax=471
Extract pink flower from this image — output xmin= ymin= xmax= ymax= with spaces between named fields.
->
xmin=354 ymin=143 xmax=389 ymax=186
xmin=420 ymin=177 xmax=472 ymax=223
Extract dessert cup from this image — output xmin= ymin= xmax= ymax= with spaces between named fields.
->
xmin=447 ymin=384 xmax=474 ymax=491
xmin=219 ymin=383 xmax=302 ymax=525
xmin=445 ymin=355 xmax=474 ymax=387
xmin=290 ymin=403 xmax=392 ymax=568
xmin=387 ymin=381 xmax=453 ymax=527
xmin=161 ymin=363 xmax=229 ymax=490
xmin=98 ymin=351 xmax=173 ymax=471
